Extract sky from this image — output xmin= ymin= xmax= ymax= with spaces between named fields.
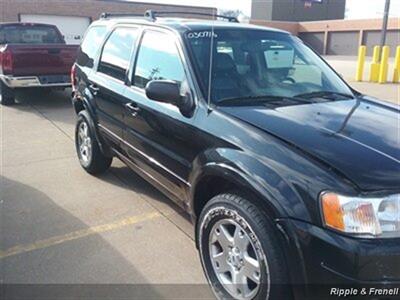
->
xmin=345 ymin=0 xmax=400 ymax=19
xmin=127 ymin=0 xmax=400 ymax=19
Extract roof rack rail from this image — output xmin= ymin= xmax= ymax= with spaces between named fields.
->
xmin=100 ymin=13 xmax=145 ymax=19
xmin=144 ymin=10 xmax=156 ymax=21
xmin=144 ymin=10 xmax=239 ymax=23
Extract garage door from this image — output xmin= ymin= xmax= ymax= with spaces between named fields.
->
xmin=363 ymin=30 xmax=400 ymax=57
xmin=327 ymin=31 xmax=359 ymax=56
xmin=20 ymin=14 xmax=90 ymax=45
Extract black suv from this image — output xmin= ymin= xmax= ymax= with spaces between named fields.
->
xmin=72 ymin=11 xmax=399 ymax=300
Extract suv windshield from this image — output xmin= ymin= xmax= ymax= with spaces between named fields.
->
xmin=0 ymin=25 xmax=63 ymax=44
xmin=185 ymin=29 xmax=354 ymax=105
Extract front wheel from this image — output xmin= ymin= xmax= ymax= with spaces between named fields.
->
xmin=75 ymin=111 xmax=112 ymax=174
xmin=197 ymin=193 xmax=292 ymax=300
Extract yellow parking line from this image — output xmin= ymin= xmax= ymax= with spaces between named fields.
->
xmin=0 ymin=211 xmax=161 ymax=259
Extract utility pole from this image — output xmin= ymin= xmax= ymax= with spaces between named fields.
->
xmin=380 ymin=0 xmax=391 ymax=47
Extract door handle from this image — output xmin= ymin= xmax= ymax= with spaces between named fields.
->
xmin=89 ymin=84 xmax=100 ymax=95
xmin=125 ymin=102 xmax=140 ymax=117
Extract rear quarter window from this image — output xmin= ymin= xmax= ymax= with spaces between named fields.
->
xmin=77 ymin=26 xmax=107 ymax=68
xmin=98 ymin=27 xmax=138 ymax=81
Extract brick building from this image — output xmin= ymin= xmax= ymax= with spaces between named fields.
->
xmin=251 ymin=18 xmax=400 ymax=57
xmin=252 ymin=0 xmax=346 ymax=22
xmin=0 ymin=0 xmax=216 ymax=44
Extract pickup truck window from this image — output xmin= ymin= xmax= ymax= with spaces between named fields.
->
xmin=134 ymin=31 xmax=185 ymax=89
xmin=77 ymin=26 xmax=107 ymax=68
xmin=98 ymin=27 xmax=138 ymax=81
xmin=0 ymin=24 xmax=63 ymax=44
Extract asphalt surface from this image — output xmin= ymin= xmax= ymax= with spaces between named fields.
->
xmin=1 ymin=89 xmax=214 ymax=298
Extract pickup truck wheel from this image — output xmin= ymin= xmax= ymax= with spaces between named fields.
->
xmin=0 ymin=81 xmax=15 ymax=106
xmin=198 ymin=193 xmax=292 ymax=300
xmin=75 ymin=112 xmax=112 ymax=174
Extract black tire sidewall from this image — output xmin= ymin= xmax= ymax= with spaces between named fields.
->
xmin=75 ymin=113 xmax=94 ymax=169
xmin=0 ymin=81 xmax=15 ymax=105
xmin=75 ymin=110 xmax=112 ymax=174
xmin=198 ymin=199 xmax=272 ymax=300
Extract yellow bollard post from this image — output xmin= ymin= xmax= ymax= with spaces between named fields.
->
xmin=355 ymin=46 xmax=367 ymax=82
xmin=393 ymin=46 xmax=400 ymax=83
xmin=378 ymin=46 xmax=390 ymax=84
xmin=369 ymin=46 xmax=381 ymax=82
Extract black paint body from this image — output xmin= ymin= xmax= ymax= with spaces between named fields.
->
xmin=72 ymin=18 xmax=400 ymax=299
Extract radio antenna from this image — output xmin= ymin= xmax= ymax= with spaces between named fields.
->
xmin=206 ymin=6 xmax=216 ymax=112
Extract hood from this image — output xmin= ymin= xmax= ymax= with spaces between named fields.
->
xmin=220 ymin=98 xmax=400 ymax=191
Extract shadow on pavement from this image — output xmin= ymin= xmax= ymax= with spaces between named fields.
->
xmin=14 ymin=88 xmax=72 ymax=109
xmin=6 ymin=87 xmax=192 ymax=229
xmin=12 ymin=88 xmax=76 ymax=134
xmin=99 ymin=163 xmax=192 ymax=225
xmin=0 ymin=176 xmax=214 ymax=299
xmin=0 ymin=175 xmax=157 ymax=285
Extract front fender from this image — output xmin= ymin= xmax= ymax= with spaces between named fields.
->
xmin=189 ymin=148 xmax=311 ymax=291
xmin=189 ymin=148 xmax=312 ymax=222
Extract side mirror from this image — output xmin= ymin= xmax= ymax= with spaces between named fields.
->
xmin=145 ymin=80 xmax=194 ymax=117
xmin=145 ymin=80 xmax=181 ymax=105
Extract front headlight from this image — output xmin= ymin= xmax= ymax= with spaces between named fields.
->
xmin=320 ymin=192 xmax=400 ymax=238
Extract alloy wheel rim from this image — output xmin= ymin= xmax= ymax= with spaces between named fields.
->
xmin=209 ymin=219 xmax=262 ymax=300
xmin=78 ymin=121 xmax=92 ymax=164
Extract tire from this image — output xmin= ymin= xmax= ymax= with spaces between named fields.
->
xmin=0 ymin=81 xmax=15 ymax=106
xmin=75 ymin=111 xmax=112 ymax=174
xmin=197 ymin=193 xmax=292 ymax=300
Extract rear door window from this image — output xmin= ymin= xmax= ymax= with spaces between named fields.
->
xmin=77 ymin=26 xmax=107 ymax=68
xmin=133 ymin=30 xmax=186 ymax=89
xmin=98 ymin=27 xmax=138 ymax=81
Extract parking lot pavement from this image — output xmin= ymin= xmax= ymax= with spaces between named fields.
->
xmin=0 ymin=90 xmax=209 ymax=290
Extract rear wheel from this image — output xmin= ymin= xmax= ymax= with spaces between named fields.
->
xmin=197 ymin=193 xmax=292 ymax=300
xmin=75 ymin=111 xmax=112 ymax=174
xmin=0 ymin=81 xmax=15 ymax=106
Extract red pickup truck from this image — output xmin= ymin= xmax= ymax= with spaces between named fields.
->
xmin=0 ymin=23 xmax=79 ymax=105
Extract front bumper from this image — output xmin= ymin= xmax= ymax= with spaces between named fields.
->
xmin=1 ymin=74 xmax=71 ymax=88
xmin=279 ymin=219 xmax=400 ymax=299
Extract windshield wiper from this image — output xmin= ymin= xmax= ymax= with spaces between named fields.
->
xmin=217 ymin=95 xmax=316 ymax=106
xmin=295 ymin=91 xmax=354 ymax=100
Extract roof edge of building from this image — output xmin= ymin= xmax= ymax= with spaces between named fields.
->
xmin=95 ymin=0 xmax=217 ymax=12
